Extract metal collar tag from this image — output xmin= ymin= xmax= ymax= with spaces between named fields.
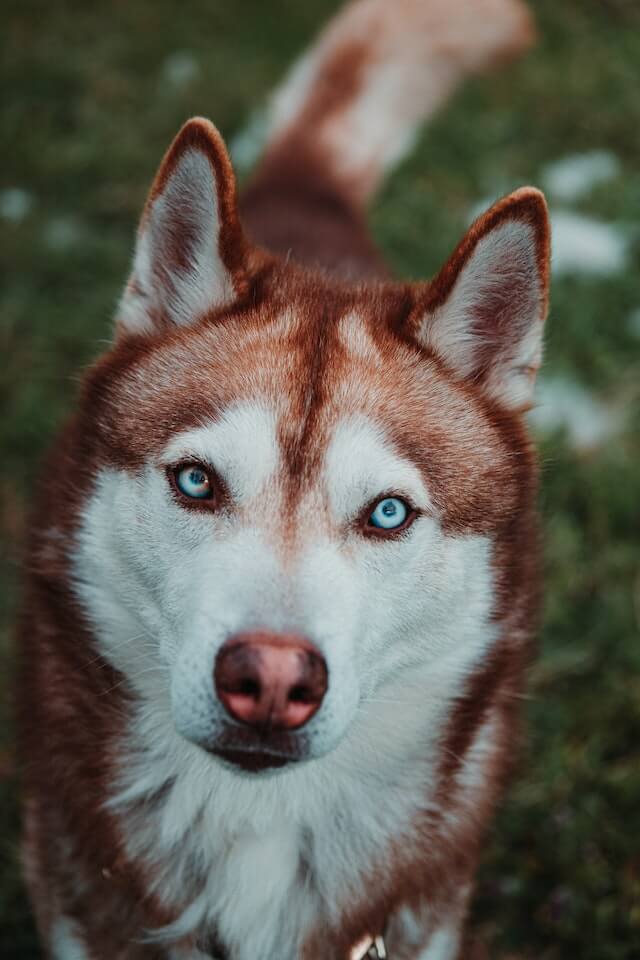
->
xmin=349 ymin=934 xmax=388 ymax=959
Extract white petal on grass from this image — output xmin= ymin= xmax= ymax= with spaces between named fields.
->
xmin=42 ymin=216 xmax=86 ymax=252
xmin=0 ymin=188 xmax=34 ymax=222
xmin=627 ymin=307 xmax=640 ymax=339
xmin=530 ymin=375 xmax=623 ymax=451
xmin=229 ymin=109 xmax=270 ymax=173
xmin=542 ymin=151 xmax=620 ymax=201
xmin=551 ymin=210 xmax=629 ymax=276
xmin=161 ymin=51 xmax=200 ymax=91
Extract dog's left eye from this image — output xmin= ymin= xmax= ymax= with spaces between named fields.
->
xmin=173 ymin=463 xmax=214 ymax=500
xmin=368 ymin=497 xmax=411 ymax=531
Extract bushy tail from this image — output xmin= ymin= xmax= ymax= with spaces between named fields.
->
xmin=239 ymin=0 xmax=535 ymax=277
xmin=249 ymin=0 xmax=535 ymax=208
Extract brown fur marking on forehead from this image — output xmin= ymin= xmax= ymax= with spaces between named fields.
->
xmin=279 ymin=302 xmax=334 ymax=485
xmin=277 ymin=285 xmax=416 ymax=485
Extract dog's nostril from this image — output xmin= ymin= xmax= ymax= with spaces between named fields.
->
xmin=234 ymin=678 xmax=261 ymax=699
xmin=288 ymin=684 xmax=312 ymax=703
xmin=288 ymin=684 xmax=307 ymax=703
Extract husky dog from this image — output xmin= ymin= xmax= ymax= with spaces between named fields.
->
xmin=19 ymin=1 xmax=549 ymax=957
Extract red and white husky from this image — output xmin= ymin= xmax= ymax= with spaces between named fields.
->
xmin=19 ymin=1 xmax=550 ymax=957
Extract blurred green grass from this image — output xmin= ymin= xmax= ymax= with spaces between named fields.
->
xmin=1 ymin=1 xmax=639 ymax=957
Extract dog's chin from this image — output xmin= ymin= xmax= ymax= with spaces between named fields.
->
xmin=211 ymin=746 xmax=299 ymax=774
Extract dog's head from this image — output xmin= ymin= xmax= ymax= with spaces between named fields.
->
xmin=73 ymin=119 xmax=549 ymax=774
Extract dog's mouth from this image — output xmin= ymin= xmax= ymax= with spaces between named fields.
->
xmin=208 ymin=725 xmax=307 ymax=773
xmin=212 ymin=746 xmax=297 ymax=772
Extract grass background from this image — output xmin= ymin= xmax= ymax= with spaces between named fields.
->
xmin=1 ymin=0 xmax=639 ymax=956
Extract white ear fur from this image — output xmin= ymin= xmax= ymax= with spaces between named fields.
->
xmin=117 ymin=118 xmax=247 ymax=337
xmin=418 ymin=188 xmax=550 ymax=411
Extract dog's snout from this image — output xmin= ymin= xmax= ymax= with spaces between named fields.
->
xmin=214 ymin=632 xmax=328 ymax=731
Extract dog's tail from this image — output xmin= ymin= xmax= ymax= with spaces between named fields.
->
xmin=240 ymin=0 xmax=535 ymax=273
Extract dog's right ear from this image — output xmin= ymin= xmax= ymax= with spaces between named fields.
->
xmin=116 ymin=118 xmax=248 ymax=338
xmin=412 ymin=188 xmax=550 ymax=412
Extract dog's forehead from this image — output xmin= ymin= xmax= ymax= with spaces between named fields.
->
xmin=151 ymin=305 xmax=430 ymax=502
xmin=108 ymin=299 xmax=415 ymax=446
xmin=99 ymin=297 xmax=520 ymax=532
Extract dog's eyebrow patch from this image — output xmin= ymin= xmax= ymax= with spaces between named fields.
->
xmin=337 ymin=311 xmax=382 ymax=365
xmin=323 ymin=416 xmax=435 ymax=522
xmin=161 ymin=402 xmax=279 ymax=504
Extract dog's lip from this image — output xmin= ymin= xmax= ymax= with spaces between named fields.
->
xmin=207 ymin=722 xmax=309 ymax=772
xmin=211 ymin=746 xmax=299 ymax=773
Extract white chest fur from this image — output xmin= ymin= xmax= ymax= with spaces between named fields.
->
xmin=110 ymin=688 xmax=453 ymax=960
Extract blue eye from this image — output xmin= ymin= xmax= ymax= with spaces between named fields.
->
xmin=368 ymin=497 xmax=410 ymax=531
xmin=174 ymin=463 xmax=213 ymax=500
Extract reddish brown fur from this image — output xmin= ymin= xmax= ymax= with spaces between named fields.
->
xmin=240 ymin=39 xmax=388 ymax=279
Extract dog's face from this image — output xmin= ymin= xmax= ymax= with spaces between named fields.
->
xmin=73 ymin=119 xmax=549 ymax=774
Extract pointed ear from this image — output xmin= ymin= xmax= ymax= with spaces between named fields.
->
xmin=414 ymin=188 xmax=550 ymax=411
xmin=116 ymin=118 xmax=248 ymax=337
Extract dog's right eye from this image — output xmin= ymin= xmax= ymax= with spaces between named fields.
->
xmin=171 ymin=463 xmax=215 ymax=501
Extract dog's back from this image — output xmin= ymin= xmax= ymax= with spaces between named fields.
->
xmin=19 ymin=3 xmax=548 ymax=959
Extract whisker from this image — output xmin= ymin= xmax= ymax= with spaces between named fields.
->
xmin=97 ymin=666 xmax=168 ymax=697
xmin=360 ymin=697 xmax=426 ymax=705
xmin=81 ymin=632 xmax=152 ymax=668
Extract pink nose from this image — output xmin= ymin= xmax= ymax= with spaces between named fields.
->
xmin=214 ymin=632 xmax=328 ymax=731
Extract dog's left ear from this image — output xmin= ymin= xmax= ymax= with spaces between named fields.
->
xmin=414 ymin=188 xmax=550 ymax=411
xmin=116 ymin=117 xmax=248 ymax=337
